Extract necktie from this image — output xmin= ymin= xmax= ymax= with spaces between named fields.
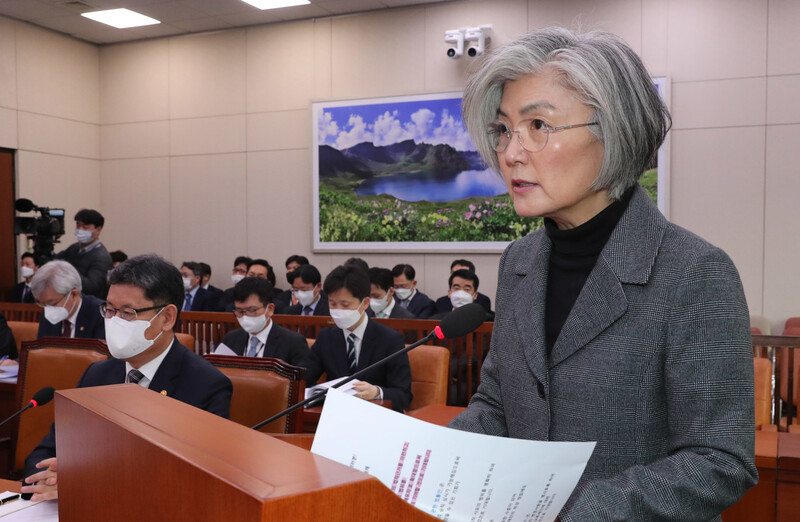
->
xmin=22 ymin=286 xmax=30 ymax=302
xmin=62 ymin=320 xmax=71 ymax=337
xmin=184 ymin=292 xmax=193 ymax=311
xmin=127 ymin=369 xmax=145 ymax=385
xmin=346 ymin=333 xmax=357 ymax=372
xmin=400 ymin=299 xmax=409 ymax=309
xmin=302 ymin=305 xmax=312 ymax=316
xmin=247 ymin=336 xmax=260 ymax=357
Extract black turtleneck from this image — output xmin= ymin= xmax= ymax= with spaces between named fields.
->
xmin=544 ymin=187 xmax=634 ymax=353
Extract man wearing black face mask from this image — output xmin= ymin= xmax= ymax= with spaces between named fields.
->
xmin=22 ymin=254 xmax=232 ymax=503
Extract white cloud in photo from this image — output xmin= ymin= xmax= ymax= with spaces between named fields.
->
xmin=335 ymin=114 xmax=373 ymax=149
xmin=317 ymin=111 xmax=339 ymax=145
xmin=373 ymin=110 xmax=411 ymax=146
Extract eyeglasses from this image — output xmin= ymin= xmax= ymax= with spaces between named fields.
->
xmin=488 ymin=118 xmax=599 ymax=153
xmin=99 ymin=303 xmax=164 ymax=322
xmin=232 ymin=305 xmax=265 ymax=318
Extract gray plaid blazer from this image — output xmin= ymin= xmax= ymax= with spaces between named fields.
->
xmin=449 ymin=186 xmax=757 ymax=521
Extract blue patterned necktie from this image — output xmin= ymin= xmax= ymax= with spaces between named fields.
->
xmin=247 ymin=336 xmax=260 ymax=357
xmin=184 ymin=292 xmax=193 ymax=311
xmin=346 ymin=333 xmax=357 ymax=372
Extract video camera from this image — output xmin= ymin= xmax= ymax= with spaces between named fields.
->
xmin=13 ymin=198 xmax=65 ymax=263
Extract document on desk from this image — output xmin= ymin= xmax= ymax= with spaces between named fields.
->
xmin=311 ymin=390 xmax=595 ymax=522
xmin=0 ymin=492 xmax=57 ymax=520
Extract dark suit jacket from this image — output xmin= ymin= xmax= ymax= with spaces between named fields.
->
xmin=399 ymin=291 xmax=435 ymax=319
xmin=219 ymin=288 xmax=289 ymax=315
xmin=11 ymin=282 xmax=35 ymax=304
xmin=286 ymin=293 xmax=330 ymax=316
xmin=435 ymin=292 xmax=492 ymax=315
xmin=449 ymin=186 xmax=757 ymax=520
xmin=187 ymin=287 xmax=217 ymax=312
xmin=37 ymin=293 xmax=106 ymax=340
xmin=220 ymin=323 xmax=310 ymax=367
xmin=0 ymin=312 xmax=17 ymax=359
xmin=55 ymin=242 xmax=113 ymax=299
xmin=305 ymin=321 xmax=412 ymax=412
xmin=24 ymin=338 xmax=232 ymax=479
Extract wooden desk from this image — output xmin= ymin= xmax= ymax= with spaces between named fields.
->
xmin=303 ymin=399 xmax=392 ymax=433
xmin=777 ymin=433 xmax=800 ymax=521
xmin=407 ymin=405 xmax=465 ymax=427
xmin=0 ymin=478 xmax=19 ymax=493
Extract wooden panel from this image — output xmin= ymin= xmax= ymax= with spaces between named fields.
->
xmin=0 ymin=151 xmax=14 ymax=302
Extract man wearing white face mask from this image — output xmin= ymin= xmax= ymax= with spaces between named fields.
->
xmin=22 ymin=254 xmax=232 ymax=503
xmin=31 ymin=260 xmax=105 ymax=340
xmin=431 ymin=269 xmax=492 ymax=321
xmin=11 ymin=253 xmax=39 ymax=303
xmin=366 ymin=267 xmax=414 ymax=319
xmin=54 ymin=209 xmax=113 ymax=299
xmin=215 ymin=277 xmax=310 ymax=367
xmin=305 ymin=265 xmax=412 ymax=412
xmin=285 ymin=265 xmax=330 ymax=317
xmin=391 ymin=264 xmax=436 ymax=319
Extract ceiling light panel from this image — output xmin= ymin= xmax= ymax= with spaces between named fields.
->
xmin=81 ymin=8 xmax=160 ymax=29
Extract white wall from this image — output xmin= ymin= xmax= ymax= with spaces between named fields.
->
xmin=4 ymin=0 xmax=800 ymax=330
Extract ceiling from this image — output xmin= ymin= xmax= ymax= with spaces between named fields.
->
xmin=0 ymin=0 xmax=455 ymax=45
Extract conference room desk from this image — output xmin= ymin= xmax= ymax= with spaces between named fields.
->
xmin=0 ymin=478 xmax=19 ymax=493
xmin=302 ymin=399 xmax=391 ymax=433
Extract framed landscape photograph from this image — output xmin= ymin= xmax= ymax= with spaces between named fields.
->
xmin=312 ymin=87 xmax=668 ymax=252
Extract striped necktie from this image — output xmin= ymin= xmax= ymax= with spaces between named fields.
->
xmin=127 ymin=369 xmax=145 ymax=385
xmin=247 ymin=336 xmax=260 ymax=357
xmin=346 ymin=333 xmax=357 ymax=372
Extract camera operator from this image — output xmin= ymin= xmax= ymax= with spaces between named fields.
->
xmin=55 ymin=209 xmax=113 ymax=299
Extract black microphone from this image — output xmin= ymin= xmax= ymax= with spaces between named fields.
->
xmin=252 ymin=303 xmax=486 ymax=430
xmin=0 ymin=386 xmax=56 ymax=429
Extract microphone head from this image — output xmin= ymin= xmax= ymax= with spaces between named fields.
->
xmin=435 ymin=302 xmax=485 ymax=339
xmin=14 ymin=198 xmax=35 ymax=213
xmin=30 ymin=386 xmax=55 ymax=408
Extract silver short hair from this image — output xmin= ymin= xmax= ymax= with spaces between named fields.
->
xmin=30 ymin=260 xmax=82 ymax=298
xmin=463 ymin=27 xmax=671 ymax=199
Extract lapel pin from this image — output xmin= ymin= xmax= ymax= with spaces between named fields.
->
xmin=160 ymin=390 xmax=167 ymax=396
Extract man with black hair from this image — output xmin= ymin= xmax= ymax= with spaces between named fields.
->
xmin=285 ymin=265 xmax=329 ymax=316
xmin=216 ymin=278 xmax=309 ymax=367
xmin=109 ymin=250 xmax=128 ymax=268
xmin=434 ymin=259 xmax=493 ymax=315
xmin=431 ymin=269 xmax=493 ymax=321
xmin=304 ymin=265 xmax=412 ymax=412
xmin=366 ymin=267 xmax=414 ymax=319
xmin=22 ymin=254 xmax=232 ymax=502
xmin=197 ymin=262 xmax=224 ymax=310
xmin=219 ymin=256 xmax=253 ymax=312
xmin=275 ymin=255 xmax=309 ymax=309
xmin=179 ymin=262 xmax=216 ymax=311
xmin=55 ymin=208 xmax=113 ymax=299
xmin=11 ymin=252 xmax=38 ymax=303
xmin=391 ymin=263 xmax=435 ymax=319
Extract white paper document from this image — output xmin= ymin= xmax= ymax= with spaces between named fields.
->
xmin=311 ymin=390 xmax=595 ymax=522
xmin=0 ymin=491 xmax=57 ymax=520
xmin=212 ymin=343 xmax=237 ymax=356
xmin=303 ymin=376 xmax=357 ymax=400
xmin=0 ymin=365 xmax=19 ymax=383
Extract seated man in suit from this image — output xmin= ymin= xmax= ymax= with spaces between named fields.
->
xmin=22 ymin=254 xmax=233 ymax=502
xmin=12 ymin=252 xmax=38 ymax=303
xmin=391 ymin=263 xmax=435 ymax=319
xmin=274 ymin=254 xmax=309 ymax=310
xmin=216 ymin=277 xmax=310 ymax=367
xmin=0 ymin=311 xmax=17 ymax=360
xmin=366 ymin=267 xmax=414 ymax=319
xmin=197 ymin=262 xmax=224 ymax=309
xmin=218 ymin=256 xmax=252 ymax=313
xmin=246 ymin=259 xmax=286 ymax=313
xmin=431 ymin=269 xmax=494 ymax=321
xmin=305 ymin=265 xmax=412 ymax=412
xmin=434 ymin=259 xmax=493 ymax=316
xmin=32 ymin=260 xmax=105 ymax=340
xmin=285 ymin=265 xmax=329 ymax=316
xmin=180 ymin=261 xmax=217 ymax=312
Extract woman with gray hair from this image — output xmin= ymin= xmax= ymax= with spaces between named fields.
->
xmin=449 ymin=27 xmax=757 ymax=520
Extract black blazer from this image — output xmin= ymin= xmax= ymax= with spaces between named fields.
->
xmin=434 ymin=292 xmax=492 ymax=315
xmin=36 ymin=293 xmax=106 ymax=340
xmin=220 ymin=323 xmax=310 ymax=367
xmin=401 ymin=291 xmax=436 ymax=319
xmin=0 ymin=312 xmax=17 ymax=359
xmin=286 ymin=293 xmax=330 ymax=316
xmin=24 ymin=338 xmax=233 ymax=479
xmin=305 ymin=320 xmax=412 ymax=412
xmin=187 ymin=287 xmax=218 ymax=312
xmin=11 ymin=282 xmax=35 ymax=304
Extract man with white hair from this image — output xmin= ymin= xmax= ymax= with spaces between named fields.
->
xmin=31 ymin=260 xmax=105 ymax=340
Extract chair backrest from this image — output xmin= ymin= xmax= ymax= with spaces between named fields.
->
xmin=784 ymin=317 xmax=800 ymax=332
xmin=7 ymin=321 xmax=38 ymax=355
xmin=201 ymin=354 xmax=306 ymax=434
xmin=753 ymin=357 xmax=773 ymax=430
xmin=13 ymin=337 xmax=110 ymax=474
xmin=406 ymin=345 xmax=450 ymax=412
xmin=778 ymin=327 xmax=800 ymax=405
